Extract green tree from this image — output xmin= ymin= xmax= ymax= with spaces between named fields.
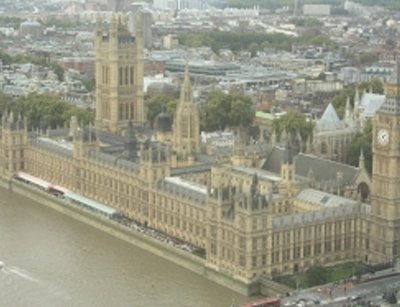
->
xmin=145 ymin=95 xmax=177 ymax=126
xmin=332 ymin=87 xmax=355 ymax=118
xmin=358 ymin=79 xmax=384 ymax=95
xmin=316 ymin=72 xmax=326 ymax=81
xmin=229 ymin=93 xmax=255 ymax=127
xmin=346 ymin=120 xmax=372 ymax=173
xmin=359 ymin=52 xmax=378 ymax=65
xmin=226 ymin=0 xmax=343 ymax=10
xmin=15 ymin=93 xmax=65 ymax=129
xmin=40 ymin=17 xmax=84 ymax=29
xmin=178 ymin=31 xmax=337 ymax=54
xmin=353 ymin=0 xmax=400 ymax=10
xmin=0 ymin=16 xmax=25 ymax=29
xmin=332 ymin=79 xmax=383 ymax=118
xmin=305 ymin=266 xmax=330 ymax=287
xmin=204 ymin=90 xmax=255 ymax=131
xmin=248 ymin=42 xmax=259 ymax=57
xmin=0 ymin=50 xmax=12 ymax=65
xmin=12 ymin=93 xmax=93 ymax=130
xmin=289 ymin=18 xmax=323 ymax=27
xmin=64 ymin=107 xmax=95 ymax=126
xmin=273 ymin=110 xmax=314 ymax=149
xmin=0 ymin=49 xmax=64 ymax=81
xmin=0 ymin=92 xmax=12 ymax=117
xmin=81 ymin=76 xmax=96 ymax=92
xmin=205 ymin=90 xmax=232 ymax=131
xmin=49 ymin=62 xmax=65 ymax=81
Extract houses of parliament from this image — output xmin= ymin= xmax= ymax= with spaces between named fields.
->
xmin=0 ymin=13 xmax=399 ymax=292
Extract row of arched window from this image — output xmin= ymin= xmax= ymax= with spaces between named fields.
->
xmin=100 ymin=66 xmax=134 ymax=86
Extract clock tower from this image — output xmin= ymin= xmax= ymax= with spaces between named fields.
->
xmin=370 ymin=62 xmax=400 ymax=264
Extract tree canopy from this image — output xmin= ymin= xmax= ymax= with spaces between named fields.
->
xmin=203 ymin=90 xmax=255 ymax=131
xmin=178 ymin=31 xmax=337 ymax=54
xmin=39 ymin=17 xmax=86 ymax=29
xmin=0 ymin=49 xmax=65 ymax=81
xmin=226 ymin=0 xmax=342 ymax=10
xmin=0 ymin=92 xmax=94 ymax=130
xmin=353 ymin=0 xmax=400 ymax=10
xmin=305 ymin=266 xmax=330 ymax=287
xmin=145 ymin=94 xmax=178 ymax=127
xmin=80 ymin=76 xmax=96 ymax=92
xmin=272 ymin=110 xmax=314 ymax=150
xmin=223 ymin=0 xmax=400 ymax=12
xmin=0 ymin=50 xmax=13 ymax=65
xmin=0 ymin=16 xmax=24 ymax=29
xmin=224 ymin=0 xmax=400 ymax=10
xmin=289 ymin=18 xmax=323 ymax=27
xmin=332 ymin=79 xmax=383 ymax=118
xmin=346 ymin=120 xmax=372 ymax=173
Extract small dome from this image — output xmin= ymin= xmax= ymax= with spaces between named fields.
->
xmin=19 ymin=20 xmax=43 ymax=38
xmin=154 ymin=105 xmax=172 ymax=132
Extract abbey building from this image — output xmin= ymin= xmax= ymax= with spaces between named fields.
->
xmin=0 ymin=14 xmax=399 ymax=293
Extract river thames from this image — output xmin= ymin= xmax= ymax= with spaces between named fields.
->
xmin=0 ymin=185 xmax=248 ymax=307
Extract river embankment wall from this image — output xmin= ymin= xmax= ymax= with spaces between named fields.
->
xmin=0 ymin=177 xmax=259 ymax=296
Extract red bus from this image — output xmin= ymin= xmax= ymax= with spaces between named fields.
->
xmin=241 ymin=297 xmax=280 ymax=307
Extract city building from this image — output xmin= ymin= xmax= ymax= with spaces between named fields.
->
xmin=312 ymin=102 xmax=357 ymax=163
xmin=312 ymin=87 xmax=385 ymax=163
xmin=19 ymin=20 xmax=43 ymax=38
xmin=1 ymin=21 xmax=400 ymax=295
xmin=302 ymin=4 xmax=331 ymax=16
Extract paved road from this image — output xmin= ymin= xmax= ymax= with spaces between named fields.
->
xmin=281 ymin=270 xmax=400 ymax=306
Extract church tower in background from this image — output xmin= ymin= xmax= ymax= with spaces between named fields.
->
xmin=95 ymin=13 xmax=144 ymax=135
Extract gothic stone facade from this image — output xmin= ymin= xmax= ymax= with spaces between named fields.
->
xmin=95 ymin=13 xmax=144 ymax=134
xmin=0 ymin=117 xmax=374 ymax=284
xmin=1 ymin=15 xmax=399 ymax=288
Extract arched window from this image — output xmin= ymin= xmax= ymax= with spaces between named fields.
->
xmin=119 ymin=67 xmax=123 ymax=85
xmin=358 ymin=182 xmax=370 ymax=202
xmin=321 ymin=141 xmax=327 ymax=154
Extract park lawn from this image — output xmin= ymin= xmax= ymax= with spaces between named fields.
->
xmin=275 ymin=262 xmax=361 ymax=289
xmin=329 ymin=264 xmax=356 ymax=282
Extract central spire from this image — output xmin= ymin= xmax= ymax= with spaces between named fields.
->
xmin=180 ymin=64 xmax=192 ymax=106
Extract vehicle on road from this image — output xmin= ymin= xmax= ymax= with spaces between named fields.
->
xmin=241 ymin=297 xmax=281 ymax=307
xmin=349 ymin=294 xmax=362 ymax=301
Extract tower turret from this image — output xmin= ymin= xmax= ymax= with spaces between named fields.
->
xmin=73 ymin=124 xmax=99 ymax=159
xmin=354 ymin=87 xmax=360 ymax=116
xmin=280 ymin=143 xmax=297 ymax=196
xmin=139 ymin=143 xmax=170 ymax=183
xmin=95 ymin=12 xmax=144 ymax=135
xmin=172 ymin=65 xmax=200 ymax=164
xmin=0 ymin=111 xmax=28 ymax=177
xmin=345 ymin=96 xmax=353 ymax=121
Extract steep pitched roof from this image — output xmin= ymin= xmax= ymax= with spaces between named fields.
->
xmin=361 ymin=93 xmax=385 ymax=117
xmin=262 ymin=147 xmax=358 ymax=184
xmin=315 ymin=103 xmax=343 ymax=131
xmin=296 ymin=188 xmax=357 ymax=208
xmin=378 ymin=62 xmax=400 ymax=115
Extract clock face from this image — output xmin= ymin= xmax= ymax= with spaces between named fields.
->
xmin=377 ymin=128 xmax=389 ymax=146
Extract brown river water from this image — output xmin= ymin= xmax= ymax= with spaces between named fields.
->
xmin=0 ymin=185 xmax=248 ymax=307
